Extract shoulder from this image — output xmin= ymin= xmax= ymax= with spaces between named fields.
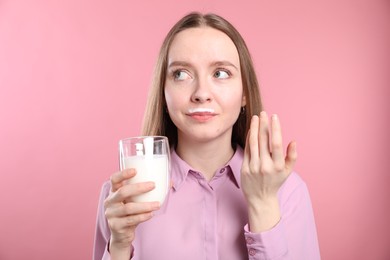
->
xmin=278 ymin=172 xmax=310 ymax=208
xmin=280 ymin=171 xmax=306 ymax=193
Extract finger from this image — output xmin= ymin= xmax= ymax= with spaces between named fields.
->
xmin=249 ymin=115 xmax=260 ymax=160
xmin=242 ymin=127 xmax=251 ymax=172
xmin=123 ymin=212 xmax=154 ymax=227
xmin=285 ymin=141 xmax=298 ymax=172
xmin=110 ymin=169 xmax=136 ymax=192
xmin=259 ymin=111 xmax=271 ymax=159
xmin=110 ymin=212 xmax=153 ymax=230
xmin=106 ymin=201 xmax=160 ymax=218
xmin=111 ymin=182 xmax=156 ymax=203
xmin=270 ymin=114 xmax=284 ymax=164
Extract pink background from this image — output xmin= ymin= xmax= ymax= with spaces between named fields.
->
xmin=0 ymin=0 xmax=389 ymax=259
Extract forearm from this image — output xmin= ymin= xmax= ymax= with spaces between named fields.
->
xmin=244 ymin=173 xmax=321 ymax=260
xmin=247 ymin=197 xmax=281 ymax=233
xmin=109 ymin=239 xmax=132 ymax=260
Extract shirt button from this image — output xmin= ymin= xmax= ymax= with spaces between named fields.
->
xmin=246 ymin=237 xmax=254 ymax=244
xmin=219 ymin=168 xmax=226 ymax=173
xmin=248 ymin=248 xmax=257 ymax=256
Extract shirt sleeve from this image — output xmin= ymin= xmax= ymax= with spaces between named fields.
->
xmin=243 ymin=172 xmax=321 ymax=260
xmin=93 ymin=181 xmax=113 ymax=260
xmin=93 ymin=181 xmax=139 ymax=260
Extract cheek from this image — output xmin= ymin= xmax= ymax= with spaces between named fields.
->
xmin=222 ymin=87 xmax=244 ymax=108
xmin=226 ymin=91 xmax=245 ymax=117
xmin=164 ymin=88 xmax=182 ymax=112
xmin=164 ymin=87 xmax=173 ymax=108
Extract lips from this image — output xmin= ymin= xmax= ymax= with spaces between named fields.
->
xmin=188 ymin=113 xmax=215 ymax=122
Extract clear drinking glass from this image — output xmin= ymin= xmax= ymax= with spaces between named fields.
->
xmin=119 ymin=136 xmax=170 ymax=205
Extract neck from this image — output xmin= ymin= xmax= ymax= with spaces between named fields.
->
xmin=175 ymin=136 xmax=235 ymax=181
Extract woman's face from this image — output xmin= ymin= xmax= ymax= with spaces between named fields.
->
xmin=164 ymin=26 xmax=246 ymax=145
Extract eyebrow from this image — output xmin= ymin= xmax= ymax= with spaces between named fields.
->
xmin=167 ymin=60 xmax=239 ymax=71
xmin=211 ymin=61 xmax=239 ymax=71
xmin=167 ymin=61 xmax=193 ymax=69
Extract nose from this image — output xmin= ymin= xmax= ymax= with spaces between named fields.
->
xmin=191 ymin=78 xmax=212 ymax=103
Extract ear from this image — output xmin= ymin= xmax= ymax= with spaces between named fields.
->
xmin=241 ymin=95 xmax=246 ymax=106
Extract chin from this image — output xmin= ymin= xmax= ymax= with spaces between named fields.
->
xmin=181 ymin=129 xmax=232 ymax=144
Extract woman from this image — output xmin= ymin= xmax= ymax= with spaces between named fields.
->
xmin=94 ymin=12 xmax=320 ymax=260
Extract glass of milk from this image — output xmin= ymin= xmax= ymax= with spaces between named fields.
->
xmin=119 ymin=136 xmax=170 ymax=205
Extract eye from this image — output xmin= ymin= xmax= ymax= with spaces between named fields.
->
xmin=214 ymin=70 xmax=230 ymax=79
xmin=173 ymin=70 xmax=191 ymax=81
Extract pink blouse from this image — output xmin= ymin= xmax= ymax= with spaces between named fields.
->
xmin=93 ymin=147 xmax=320 ymax=259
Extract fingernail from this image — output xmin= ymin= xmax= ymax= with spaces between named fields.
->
xmin=122 ymin=170 xmax=130 ymax=178
xmin=125 ymin=169 xmax=136 ymax=176
xmin=260 ymin=111 xmax=267 ymax=118
xmin=272 ymin=114 xmax=278 ymax=121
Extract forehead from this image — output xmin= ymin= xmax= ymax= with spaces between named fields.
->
xmin=168 ymin=27 xmax=239 ymax=64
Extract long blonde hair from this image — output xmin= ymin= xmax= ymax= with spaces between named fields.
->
xmin=142 ymin=12 xmax=262 ymax=148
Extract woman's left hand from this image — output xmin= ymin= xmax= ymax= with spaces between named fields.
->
xmin=241 ymin=111 xmax=297 ymax=232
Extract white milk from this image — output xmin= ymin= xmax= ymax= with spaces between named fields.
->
xmin=123 ymin=154 xmax=169 ymax=204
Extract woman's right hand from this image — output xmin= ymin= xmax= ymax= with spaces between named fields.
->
xmin=103 ymin=169 xmax=160 ymax=259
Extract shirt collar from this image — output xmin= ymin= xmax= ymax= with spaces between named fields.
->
xmin=170 ymin=150 xmax=192 ymax=191
xmin=170 ymin=146 xmax=244 ymax=190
